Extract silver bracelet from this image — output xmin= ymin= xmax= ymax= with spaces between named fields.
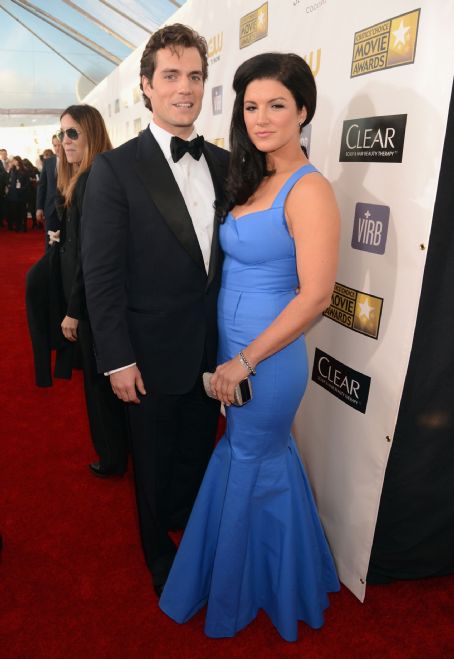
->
xmin=239 ymin=350 xmax=256 ymax=376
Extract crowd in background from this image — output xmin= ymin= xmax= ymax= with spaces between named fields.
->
xmin=0 ymin=144 xmax=58 ymax=233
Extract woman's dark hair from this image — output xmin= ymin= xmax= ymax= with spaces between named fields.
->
xmin=12 ymin=155 xmax=25 ymax=171
xmin=217 ymin=52 xmax=316 ymax=220
xmin=58 ymin=104 xmax=112 ymax=206
xmin=139 ymin=23 xmax=208 ymax=111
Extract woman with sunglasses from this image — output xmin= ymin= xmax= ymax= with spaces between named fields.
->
xmin=57 ymin=105 xmax=129 ymax=477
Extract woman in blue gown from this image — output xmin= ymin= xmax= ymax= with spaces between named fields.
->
xmin=160 ymin=52 xmax=340 ymax=642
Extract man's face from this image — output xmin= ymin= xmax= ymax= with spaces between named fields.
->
xmin=142 ymin=46 xmax=204 ymax=139
xmin=52 ymin=138 xmax=61 ymax=157
xmin=0 ymin=149 xmax=7 ymax=161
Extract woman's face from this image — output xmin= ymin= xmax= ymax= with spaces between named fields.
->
xmin=243 ymin=78 xmax=306 ymax=154
xmin=11 ymin=158 xmax=18 ymax=168
xmin=59 ymin=114 xmax=87 ymax=165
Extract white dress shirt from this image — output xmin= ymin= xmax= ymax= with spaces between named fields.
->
xmin=106 ymin=120 xmax=216 ymax=376
xmin=149 ymin=121 xmax=215 ymax=273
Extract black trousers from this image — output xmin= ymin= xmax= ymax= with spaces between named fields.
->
xmin=8 ymin=200 xmax=27 ymax=231
xmin=78 ymin=319 xmax=129 ymax=471
xmin=127 ymin=371 xmax=220 ymax=584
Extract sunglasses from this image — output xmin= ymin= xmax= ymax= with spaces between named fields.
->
xmin=57 ymin=128 xmax=81 ymax=141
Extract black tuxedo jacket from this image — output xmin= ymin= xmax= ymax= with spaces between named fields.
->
xmin=36 ymin=156 xmax=60 ymax=231
xmin=81 ymin=128 xmax=229 ymax=395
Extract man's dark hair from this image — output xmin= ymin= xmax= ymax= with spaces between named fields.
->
xmin=139 ymin=23 xmax=208 ymax=111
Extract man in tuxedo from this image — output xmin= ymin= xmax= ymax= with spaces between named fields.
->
xmin=36 ymin=135 xmax=61 ymax=250
xmin=82 ymin=24 xmax=228 ymax=595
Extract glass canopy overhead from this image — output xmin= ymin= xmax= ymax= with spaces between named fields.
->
xmin=0 ymin=0 xmax=185 ymax=127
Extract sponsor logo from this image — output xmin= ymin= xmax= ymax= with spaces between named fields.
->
xmin=323 ymin=282 xmax=383 ymax=340
xmin=240 ymin=2 xmax=268 ymax=49
xmin=211 ymin=138 xmax=225 ymax=148
xmin=300 ymin=124 xmax=312 ymax=157
xmin=208 ymin=32 xmax=223 ymax=64
xmin=312 ymin=348 xmax=371 ymax=413
xmin=352 ymin=202 xmax=389 ymax=254
xmin=351 ymin=9 xmax=420 ymax=78
xmin=212 ymin=86 xmax=223 ymax=115
xmin=303 ymin=48 xmax=321 ymax=77
xmin=340 ymin=114 xmax=407 ymax=163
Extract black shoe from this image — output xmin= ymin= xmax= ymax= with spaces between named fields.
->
xmin=88 ymin=462 xmax=126 ymax=478
xmin=153 ymin=582 xmax=164 ymax=597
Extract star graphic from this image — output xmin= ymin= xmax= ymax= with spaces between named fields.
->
xmin=392 ymin=20 xmax=410 ymax=47
xmin=358 ymin=297 xmax=374 ymax=320
xmin=364 ymin=210 xmax=371 ymax=219
xmin=257 ymin=9 xmax=265 ymax=26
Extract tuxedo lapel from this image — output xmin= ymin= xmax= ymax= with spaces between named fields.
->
xmin=134 ymin=129 xmax=205 ymax=271
xmin=203 ymin=143 xmax=226 ymax=289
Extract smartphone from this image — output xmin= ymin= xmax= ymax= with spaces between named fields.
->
xmin=234 ymin=378 xmax=252 ymax=406
xmin=202 ymin=373 xmax=253 ymax=406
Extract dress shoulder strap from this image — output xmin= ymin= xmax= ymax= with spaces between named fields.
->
xmin=272 ymin=164 xmax=319 ymax=209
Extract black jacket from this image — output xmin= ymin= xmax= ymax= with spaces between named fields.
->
xmin=7 ymin=168 xmax=29 ymax=202
xmin=82 ymin=128 xmax=229 ymax=394
xmin=36 ymin=156 xmax=60 ymax=231
xmin=25 ymin=246 xmax=73 ymax=386
xmin=59 ymin=172 xmax=89 ymax=319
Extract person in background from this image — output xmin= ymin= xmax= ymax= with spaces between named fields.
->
xmin=36 ymin=135 xmax=61 ymax=250
xmin=7 ymin=156 xmax=29 ymax=232
xmin=160 ymin=52 xmax=340 ymax=641
xmin=23 ymin=158 xmax=40 ymax=229
xmin=0 ymin=148 xmax=10 ymax=173
xmin=57 ymin=104 xmax=129 ymax=479
xmin=81 ymin=24 xmax=229 ymax=597
xmin=0 ymin=159 xmax=8 ymax=228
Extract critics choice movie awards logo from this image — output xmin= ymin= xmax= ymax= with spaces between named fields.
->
xmin=208 ymin=32 xmax=223 ymax=65
xmin=323 ymin=282 xmax=383 ymax=340
xmin=211 ymin=86 xmax=223 ymax=115
xmin=240 ymin=2 xmax=268 ymax=49
xmin=211 ymin=138 xmax=225 ymax=148
xmin=312 ymin=348 xmax=371 ymax=414
xmin=352 ymin=202 xmax=390 ymax=255
xmin=339 ymin=114 xmax=407 ymax=163
xmin=351 ymin=9 xmax=420 ymax=77
xmin=304 ymin=49 xmax=321 ymax=78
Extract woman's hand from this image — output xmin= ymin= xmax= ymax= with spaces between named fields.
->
xmin=211 ymin=356 xmax=251 ymax=406
xmin=61 ymin=315 xmax=79 ymax=342
xmin=48 ymin=229 xmax=60 ymax=245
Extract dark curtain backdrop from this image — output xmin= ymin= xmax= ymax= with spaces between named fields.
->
xmin=368 ymin=79 xmax=454 ymax=583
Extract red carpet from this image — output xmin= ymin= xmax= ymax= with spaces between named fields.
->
xmin=1 ymin=227 xmax=453 ymax=658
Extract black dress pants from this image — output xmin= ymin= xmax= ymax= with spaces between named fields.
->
xmin=127 ymin=372 xmax=220 ymax=584
xmin=78 ymin=319 xmax=129 ymax=471
xmin=8 ymin=200 xmax=26 ymax=231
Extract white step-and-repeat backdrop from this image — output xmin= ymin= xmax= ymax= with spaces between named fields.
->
xmin=85 ymin=0 xmax=454 ymax=600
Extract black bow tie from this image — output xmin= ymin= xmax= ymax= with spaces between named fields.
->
xmin=170 ymin=135 xmax=204 ymax=163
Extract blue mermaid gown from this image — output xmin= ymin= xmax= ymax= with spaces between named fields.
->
xmin=159 ymin=164 xmax=340 ymax=642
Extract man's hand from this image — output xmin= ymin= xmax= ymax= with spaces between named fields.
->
xmin=36 ymin=209 xmax=44 ymax=223
xmin=61 ymin=315 xmax=78 ymax=341
xmin=110 ymin=365 xmax=146 ymax=404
